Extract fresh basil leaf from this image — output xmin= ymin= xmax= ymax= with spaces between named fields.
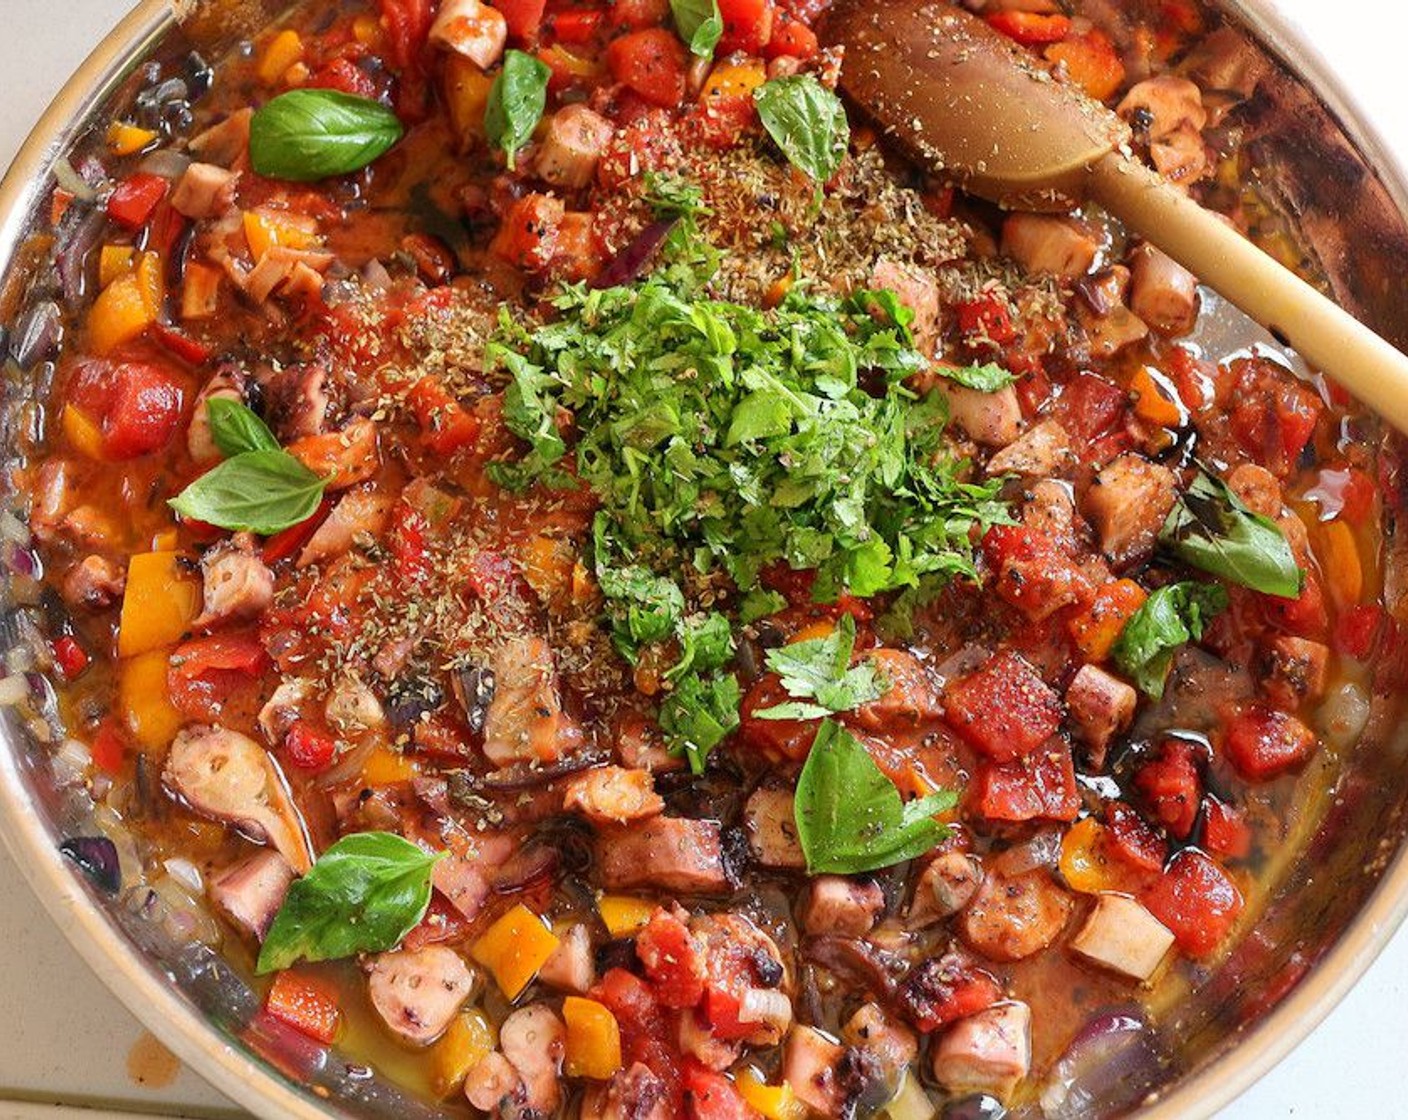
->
xmin=249 ymin=89 xmax=403 ymax=182
xmin=670 ymin=0 xmax=723 ymax=57
xmin=755 ymin=614 xmax=888 ymax=719
xmin=935 ymin=362 xmax=1015 ymax=394
xmin=257 ymin=832 xmax=442 ymax=974
xmin=660 ymin=671 xmax=741 ymax=773
xmin=794 ymin=720 xmax=955 ymax=874
xmin=206 ymin=397 xmax=279 ymax=457
xmin=485 ymin=50 xmax=551 ymax=170
xmin=754 ymin=75 xmax=850 ymax=185
xmin=1160 ymin=470 xmax=1304 ymax=598
xmin=1112 ymin=581 xmax=1228 ymax=699
xmin=169 ymin=449 xmax=327 ymax=534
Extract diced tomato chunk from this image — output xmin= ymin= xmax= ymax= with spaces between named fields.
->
xmin=106 ymin=173 xmax=169 ymax=231
xmin=982 ymin=524 xmax=1087 ymax=620
xmin=552 ymin=7 xmax=604 ymax=41
xmin=1227 ymin=359 xmax=1323 ymax=477
xmin=591 ymin=968 xmax=682 ymax=1106
xmin=1201 ymin=797 xmax=1252 ymax=860
xmin=1333 ymin=603 xmax=1383 ymax=660
xmin=52 ymin=635 xmax=90 ymax=680
xmin=91 ymin=722 xmax=127 ymax=776
xmin=1260 ymin=571 xmax=1327 ymax=640
xmin=1052 ymin=371 xmax=1128 ymax=447
xmin=1134 ymin=738 xmax=1202 ymax=839
xmin=637 ymin=909 xmax=707 ymax=1009
xmin=1221 ymin=704 xmax=1317 ymax=780
xmin=717 ymin=0 xmax=775 ymax=53
xmin=954 ymin=294 xmax=1015 ymax=347
xmin=152 ymin=322 xmax=213 ymax=366
xmin=70 ymin=359 xmax=186 ymax=460
xmin=307 ymin=57 xmax=379 ymax=98
xmin=1140 ymin=849 xmax=1244 ymax=957
xmin=491 ymin=192 xmax=564 ymax=270
xmin=607 ymin=0 xmax=669 ymax=29
xmin=262 ymin=499 xmax=333 ymax=563
xmin=943 ymin=651 xmax=1062 ymax=762
xmin=168 ymin=631 xmax=270 ymax=722
xmin=763 ymin=17 xmax=817 ymax=58
xmin=408 ymin=376 xmax=480 ymax=455
xmin=266 ymin=970 xmax=342 ymax=1044
xmin=985 ymin=10 xmax=1071 ymax=45
xmin=971 ymin=742 xmax=1079 ymax=823
xmin=684 ymin=1062 xmax=759 ymax=1120
xmin=496 ymin=0 xmax=549 ymax=40
xmin=738 ymin=674 xmax=819 ymax=761
xmin=1104 ymin=801 xmax=1168 ymax=873
xmin=284 ymin=722 xmax=338 ymax=771
xmin=605 ymin=28 xmax=688 ymax=107
xmin=377 ymin=0 xmax=435 ymax=70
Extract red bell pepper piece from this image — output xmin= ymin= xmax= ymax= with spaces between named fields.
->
xmin=551 ymin=7 xmax=604 ymax=42
xmin=284 ymin=722 xmax=339 ymax=771
xmin=106 ymin=173 xmax=169 ymax=231
xmin=262 ymin=498 xmax=333 ymax=564
xmin=985 ymin=10 xmax=1072 ymax=46
xmin=51 ymin=635 xmax=90 ymax=680
xmin=265 ymin=970 xmax=342 ymax=1044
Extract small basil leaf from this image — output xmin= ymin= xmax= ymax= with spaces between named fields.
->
xmin=754 ymin=75 xmax=850 ymax=185
xmin=249 ymin=89 xmax=403 ymax=182
xmin=485 ymin=50 xmax=551 ymax=170
xmin=670 ymin=0 xmax=723 ymax=57
xmin=935 ymin=362 xmax=1015 ymax=394
xmin=660 ymin=671 xmax=741 ymax=774
xmin=257 ymin=832 xmax=442 ymax=974
xmin=1112 ymin=581 xmax=1228 ymax=699
xmin=206 ymin=397 xmax=279 ymax=457
xmin=169 ymin=449 xmax=327 ymax=535
xmin=794 ymin=720 xmax=953 ymax=874
xmin=1160 ymin=470 xmax=1304 ymax=597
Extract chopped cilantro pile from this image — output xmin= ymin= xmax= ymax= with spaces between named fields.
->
xmin=488 ymin=233 xmax=1010 ymax=767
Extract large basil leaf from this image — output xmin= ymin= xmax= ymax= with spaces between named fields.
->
xmin=485 ymin=50 xmax=551 ymax=170
xmin=670 ymin=0 xmax=723 ymax=57
xmin=206 ymin=398 xmax=279 ymax=458
xmin=1112 ymin=581 xmax=1228 ymax=699
xmin=754 ymin=76 xmax=850 ymax=185
xmin=794 ymin=719 xmax=955 ymax=874
xmin=249 ymin=89 xmax=403 ymax=182
xmin=257 ymin=832 xmax=442 ymax=974
xmin=1160 ymin=470 xmax=1304 ymax=598
xmin=169 ymin=449 xmax=327 ymax=535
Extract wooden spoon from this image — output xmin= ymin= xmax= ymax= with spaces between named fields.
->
xmin=821 ymin=0 xmax=1408 ymax=435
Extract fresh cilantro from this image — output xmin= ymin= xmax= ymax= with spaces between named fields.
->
xmin=934 ymin=362 xmax=1015 ymax=393
xmin=660 ymin=672 xmax=741 ymax=774
xmin=667 ymin=611 xmax=734 ymax=682
xmin=793 ymin=720 xmax=956 ymax=874
xmin=597 ymin=563 xmax=685 ymax=662
xmin=740 ymin=588 xmax=787 ymax=625
xmin=1112 ymin=581 xmax=1229 ymax=699
xmin=755 ymin=614 xmax=888 ymax=720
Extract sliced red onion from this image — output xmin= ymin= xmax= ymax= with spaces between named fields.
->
xmin=3 ymin=542 xmax=39 ymax=580
xmin=1039 ymin=1008 xmax=1164 ymax=1120
xmin=59 ymin=836 xmax=121 ymax=894
xmin=138 ymin=148 xmax=191 ymax=180
xmin=490 ymin=842 xmax=558 ymax=893
xmin=8 ymin=300 xmax=62 ymax=371
xmin=592 ymin=218 xmax=677 ymax=290
xmin=55 ymin=206 xmax=106 ymax=304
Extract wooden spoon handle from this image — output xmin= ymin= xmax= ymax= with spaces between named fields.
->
xmin=1090 ymin=151 xmax=1408 ymax=435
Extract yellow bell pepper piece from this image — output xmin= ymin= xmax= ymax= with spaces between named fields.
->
xmin=99 ymin=244 xmax=136 ymax=288
xmin=360 ymin=746 xmax=418 ymax=785
xmin=150 ymin=528 xmax=180 ymax=552
xmin=243 ymin=209 xmax=321 ymax=262
xmin=700 ymin=59 xmax=767 ymax=103
xmin=258 ymin=29 xmax=305 ymax=86
xmin=563 ymin=997 xmax=622 ymax=1080
xmin=737 ymin=1068 xmax=808 ymax=1120
xmin=471 ymin=904 xmax=560 ymax=999
xmin=352 ymin=13 xmax=383 ymax=46
xmin=597 ymin=894 xmax=656 ymax=937
xmin=136 ymin=251 xmax=164 ymax=319
xmin=117 ymin=551 xmax=201 ymax=658
xmin=106 ymin=121 xmax=158 ymax=156
xmin=1059 ymin=817 xmax=1121 ymax=894
xmin=444 ymin=57 xmax=496 ymax=145
xmin=118 ymin=650 xmax=183 ymax=749
xmin=1316 ymin=520 xmax=1363 ymax=612
xmin=61 ymin=404 xmax=104 ymax=461
xmin=430 ymin=1008 xmax=496 ymax=1097
xmin=88 ymin=270 xmax=157 ymax=355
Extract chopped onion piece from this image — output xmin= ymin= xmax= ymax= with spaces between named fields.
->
xmin=0 ymin=674 xmax=30 ymax=706
xmin=883 ymin=1073 xmax=936 ymax=1120
xmin=52 ymin=157 xmax=97 ymax=202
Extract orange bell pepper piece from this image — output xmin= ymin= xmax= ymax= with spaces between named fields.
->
xmin=117 ymin=551 xmax=202 ymax=658
xmin=471 ymin=904 xmax=560 ymax=999
xmin=563 ymin=996 xmax=623 ymax=1080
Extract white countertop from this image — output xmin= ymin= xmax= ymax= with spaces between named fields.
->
xmin=2 ymin=1 xmax=1407 ymax=1116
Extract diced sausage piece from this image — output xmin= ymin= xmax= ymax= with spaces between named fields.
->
xmin=842 ymin=1003 xmax=918 ymax=1079
xmin=870 ymin=258 xmax=941 ymax=355
xmin=678 ymin=1006 xmax=744 ymax=1071
xmin=597 ymin=816 xmax=729 ymax=894
xmin=800 ymin=876 xmax=885 ymax=937
xmin=1083 ymin=454 xmax=1178 ymax=568
xmin=464 ymin=1051 xmax=525 ymax=1113
xmin=483 ymin=635 xmax=584 ymax=765
xmin=743 ymin=786 xmax=806 ymax=869
xmin=931 ymin=1002 xmax=1032 ymax=1104
xmin=187 ymin=372 xmax=244 ymax=463
xmin=535 ymin=105 xmax=616 ymax=190
xmin=208 ymin=849 xmax=293 ymax=941
xmin=258 ymin=678 xmax=315 ymax=745
xmin=1118 ymin=76 xmax=1208 ymax=141
xmin=538 ymin=922 xmax=595 ymax=993
xmin=189 ymin=108 xmax=252 ymax=167
xmin=1021 ymin=479 xmax=1078 ymax=543
xmin=366 ymin=946 xmax=475 ymax=1046
xmin=1128 ymin=243 xmax=1199 ymax=335
xmin=298 ymin=488 xmax=395 ymax=567
xmin=1069 ymin=892 xmax=1176 ymax=983
xmin=164 ymin=726 xmax=313 ymax=873
xmin=287 ymin=418 xmax=380 ymax=491
xmin=1077 ymin=266 xmax=1149 ymax=357
xmin=897 ymin=952 xmax=1002 ymax=1033
xmin=1065 ymin=664 xmax=1137 ymax=766
xmin=582 ymin=1063 xmax=672 ymax=1120
xmin=1259 ymin=636 xmax=1330 ymax=708
xmin=195 ymin=541 xmax=274 ymax=628
xmin=61 ymin=554 xmax=126 ymax=611
xmin=783 ymin=1025 xmax=846 ymax=1118
xmin=985 ymin=419 xmax=1073 ymax=478
xmin=939 ymin=381 xmax=1023 ymax=448
xmin=1001 ymin=213 xmax=1100 ymax=280
xmin=614 ymin=711 xmax=686 ymax=773
xmin=170 ymin=162 xmax=239 ymax=219
xmin=430 ymin=0 xmax=508 ymax=68
xmin=563 ymin=765 xmax=665 ymax=824
xmin=958 ymin=867 xmax=1073 ymax=962
xmin=325 ymin=673 xmax=386 ymax=736
xmin=848 ymin=648 xmax=942 ymax=731
xmin=908 ymin=850 xmax=983 ymax=926
xmin=1226 ymin=462 xmax=1281 ymax=518
xmin=500 ymin=1003 xmax=566 ymax=1114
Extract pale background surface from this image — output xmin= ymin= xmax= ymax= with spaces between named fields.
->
xmin=0 ymin=0 xmax=1405 ymax=1116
